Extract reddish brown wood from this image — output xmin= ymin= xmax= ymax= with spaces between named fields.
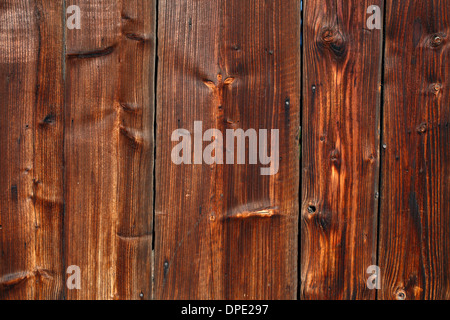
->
xmin=65 ymin=0 xmax=155 ymax=299
xmin=1 ymin=0 xmax=448 ymax=302
xmin=378 ymin=0 xmax=450 ymax=300
xmin=301 ymin=0 xmax=384 ymax=300
xmin=155 ymin=0 xmax=300 ymax=299
xmin=0 ymin=0 xmax=65 ymax=299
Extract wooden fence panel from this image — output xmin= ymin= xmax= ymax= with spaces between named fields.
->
xmin=155 ymin=0 xmax=300 ymax=299
xmin=378 ymin=0 xmax=450 ymax=300
xmin=65 ymin=0 xmax=155 ymax=299
xmin=1 ymin=0 xmax=449 ymax=302
xmin=0 ymin=0 xmax=65 ymax=299
xmin=301 ymin=0 xmax=384 ymax=299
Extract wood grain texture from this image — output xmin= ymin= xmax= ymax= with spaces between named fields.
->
xmin=301 ymin=0 xmax=384 ymax=300
xmin=0 ymin=0 xmax=65 ymax=299
xmin=155 ymin=0 xmax=300 ymax=299
xmin=1 ymin=0 xmax=448 ymax=302
xmin=378 ymin=0 xmax=450 ymax=300
xmin=65 ymin=0 xmax=155 ymax=299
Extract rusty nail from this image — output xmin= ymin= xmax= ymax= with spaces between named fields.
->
xmin=434 ymin=35 xmax=442 ymax=45
xmin=396 ymin=289 xmax=406 ymax=300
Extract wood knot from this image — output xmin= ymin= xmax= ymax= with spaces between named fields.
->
xmin=319 ymin=27 xmax=347 ymax=58
xmin=307 ymin=205 xmax=316 ymax=214
xmin=330 ymin=149 xmax=340 ymax=163
xmin=312 ymin=210 xmax=330 ymax=232
xmin=39 ymin=113 xmax=56 ymax=127
xmin=330 ymin=149 xmax=339 ymax=158
xmin=321 ymin=28 xmax=335 ymax=43
xmin=416 ymin=122 xmax=427 ymax=134
xmin=432 ymin=83 xmax=442 ymax=95
xmin=125 ymin=33 xmax=151 ymax=42
xmin=119 ymin=126 xmax=143 ymax=150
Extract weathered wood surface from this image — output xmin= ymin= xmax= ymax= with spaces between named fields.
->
xmin=65 ymin=0 xmax=155 ymax=299
xmin=0 ymin=0 xmax=65 ymax=299
xmin=155 ymin=0 xmax=300 ymax=299
xmin=301 ymin=0 xmax=384 ymax=300
xmin=0 ymin=0 xmax=155 ymax=300
xmin=378 ymin=0 xmax=450 ymax=300
xmin=1 ymin=0 xmax=449 ymax=301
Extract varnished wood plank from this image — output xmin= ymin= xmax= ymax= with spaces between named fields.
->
xmin=0 ymin=0 xmax=65 ymax=299
xmin=65 ymin=0 xmax=155 ymax=299
xmin=301 ymin=0 xmax=384 ymax=299
xmin=378 ymin=0 xmax=450 ymax=300
xmin=155 ymin=0 xmax=300 ymax=300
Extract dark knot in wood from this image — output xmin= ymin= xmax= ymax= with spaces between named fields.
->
xmin=319 ymin=27 xmax=347 ymax=59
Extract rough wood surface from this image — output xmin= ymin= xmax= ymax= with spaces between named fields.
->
xmin=1 ymin=0 xmax=449 ymax=301
xmin=0 ymin=0 xmax=65 ymax=299
xmin=64 ymin=0 xmax=155 ymax=299
xmin=155 ymin=0 xmax=300 ymax=299
xmin=301 ymin=0 xmax=384 ymax=300
xmin=378 ymin=0 xmax=450 ymax=300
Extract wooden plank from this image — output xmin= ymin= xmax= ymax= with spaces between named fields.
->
xmin=155 ymin=0 xmax=300 ymax=299
xmin=65 ymin=0 xmax=155 ymax=299
xmin=378 ymin=0 xmax=450 ymax=300
xmin=0 ymin=0 xmax=65 ymax=299
xmin=301 ymin=0 xmax=384 ymax=299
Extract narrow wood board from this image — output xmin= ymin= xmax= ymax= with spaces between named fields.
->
xmin=379 ymin=0 xmax=450 ymax=300
xmin=301 ymin=0 xmax=384 ymax=299
xmin=0 ymin=0 xmax=65 ymax=299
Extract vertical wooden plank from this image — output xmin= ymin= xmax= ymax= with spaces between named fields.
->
xmin=115 ymin=0 xmax=155 ymax=301
xmin=65 ymin=0 xmax=155 ymax=299
xmin=301 ymin=0 xmax=384 ymax=299
xmin=155 ymin=0 xmax=300 ymax=299
xmin=0 ymin=1 xmax=65 ymax=299
xmin=379 ymin=0 xmax=450 ymax=300
xmin=32 ymin=0 xmax=66 ymax=300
